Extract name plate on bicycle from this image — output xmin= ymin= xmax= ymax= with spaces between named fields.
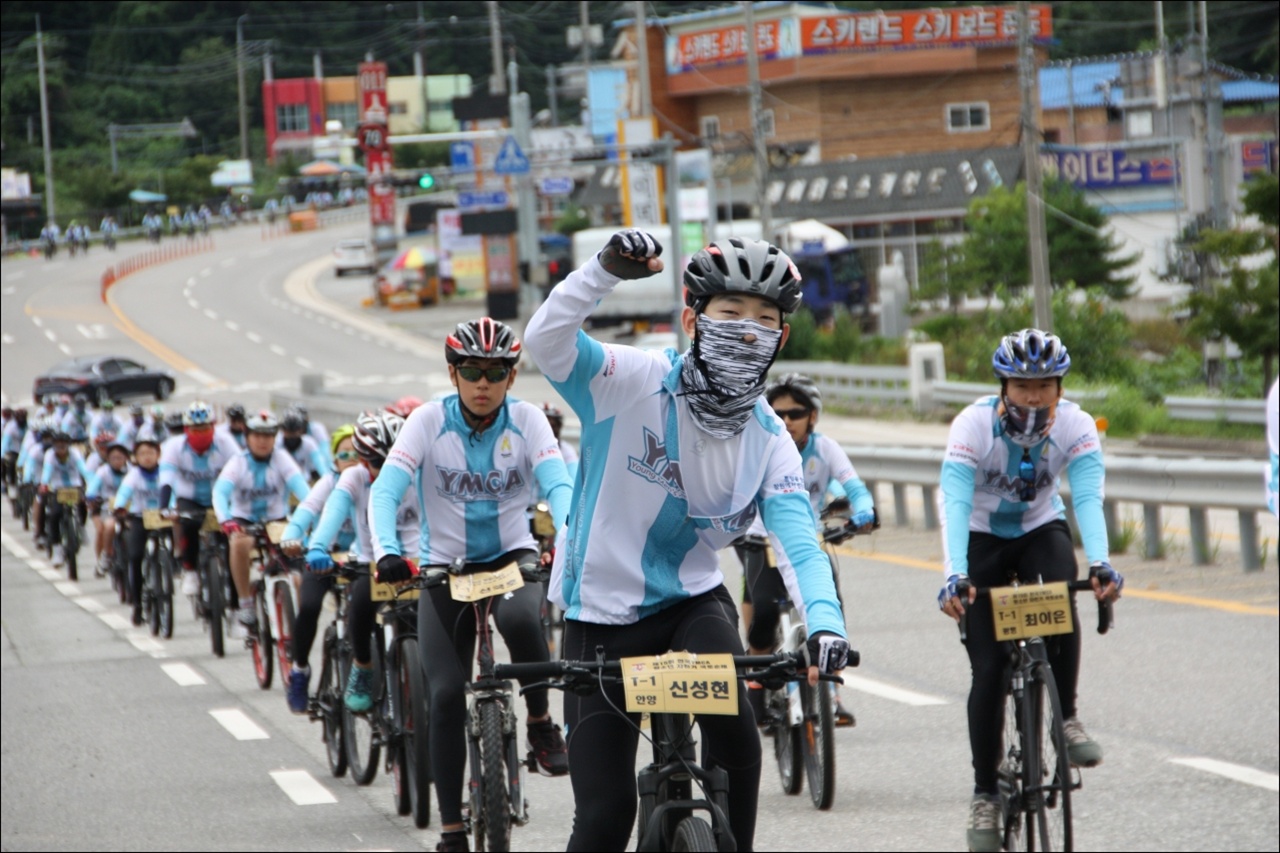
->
xmin=264 ymin=520 xmax=288 ymax=544
xmin=448 ymin=562 xmax=524 ymax=602
xmin=990 ymin=582 xmax=1074 ymax=640
xmin=201 ymin=510 xmax=221 ymax=533
xmin=371 ymin=580 xmax=419 ymax=601
xmin=142 ymin=509 xmax=168 ymax=530
xmin=56 ymin=487 xmax=81 ymax=506
xmin=619 ymin=652 xmax=738 ymax=716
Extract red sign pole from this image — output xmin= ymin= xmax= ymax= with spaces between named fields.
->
xmin=358 ymin=61 xmax=396 ymax=263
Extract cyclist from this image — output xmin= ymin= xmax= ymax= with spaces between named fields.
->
xmin=160 ymin=401 xmax=242 ymax=599
xmin=540 ymin=402 xmax=579 ymax=481
xmin=89 ymin=399 xmax=123 ymax=444
xmin=293 ymin=404 xmax=331 ymax=461
xmin=385 ymin=396 xmax=424 ymax=419
xmin=277 ymin=407 xmax=331 ymax=482
xmin=216 ymin=403 xmax=249 ymax=449
xmin=304 ymin=413 xmax=421 ymax=716
xmin=522 ymin=231 xmax=850 ymax=851
xmin=163 ymin=409 xmax=184 ymax=439
xmin=2 ymin=407 xmax=28 ymax=492
xmin=23 ymin=426 xmax=55 ymax=546
xmin=738 ymin=373 xmax=876 ymax=728
xmin=212 ymin=410 xmax=311 ymax=638
xmin=40 ymin=430 xmax=92 ymax=568
xmin=118 ymin=404 xmax=147 ymax=449
xmin=369 ymin=318 xmax=574 ymax=852
xmin=1266 ymin=378 xmax=1277 ymax=518
xmin=53 ymin=394 xmax=72 ymax=424
xmin=113 ymin=431 xmax=165 ymax=625
xmin=99 ymin=215 xmax=119 ymax=249
xmin=279 ymin=423 xmax=360 ymax=714
xmin=60 ymin=394 xmax=93 ymax=443
xmin=86 ymin=436 xmax=130 ymax=577
xmin=935 ymin=329 xmax=1123 ymax=853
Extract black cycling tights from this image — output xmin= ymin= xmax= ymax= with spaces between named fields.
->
xmin=122 ymin=517 xmax=149 ymax=610
xmin=737 ymin=542 xmax=788 ymax=651
xmin=562 ymin=585 xmax=761 ymax=852
xmin=415 ymin=550 xmax=549 ymax=827
xmin=964 ymin=520 xmax=1081 ymax=795
xmin=291 ymin=571 xmax=334 ymax=669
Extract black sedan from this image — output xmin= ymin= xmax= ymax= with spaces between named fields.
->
xmin=33 ymin=355 xmax=175 ymax=404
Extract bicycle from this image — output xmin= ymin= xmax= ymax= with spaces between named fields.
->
xmin=18 ymin=479 xmax=35 ymax=531
xmin=311 ymin=561 xmax=359 ymax=780
xmin=498 ymin=648 xmax=851 ymax=851
xmin=957 ymin=575 xmax=1114 ymax=853
xmin=46 ymin=487 xmax=85 ymax=580
xmin=138 ymin=509 xmax=177 ymax=638
xmin=242 ymin=521 xmax=296 ymax=689
xmin=528 ymin=500 xmax=563 ymax=654
xmin=180 ymin=509 xmax=233 ymax=657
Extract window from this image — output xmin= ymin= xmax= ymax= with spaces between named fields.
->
xmin=1127 ymin=110 xmax=1154 ymax=138
xmin=99 ymin=360 xmax=122 ymax=376
xmin=946 ymin=102 xmax=989 ymax=133
xmin=700 ymin=115 xmax=720 ymax=141
xmin=276 ymin=103 xmax=310 ymax=134
xmin=117 ymin=360 xmax=146 ymax=375
xmin=759 ymin=109 xmax=775 ymax=139
xmin=326 ymin=102 xmax=358 ymax=132
xmin=389 ymin=101 xmax=409 ymax=115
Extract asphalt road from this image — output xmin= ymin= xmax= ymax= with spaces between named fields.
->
xmin=3 ymin=221 xmax=1278 ymax=851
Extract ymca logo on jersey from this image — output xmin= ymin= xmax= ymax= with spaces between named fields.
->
xmin=628 ymin=428 xmax=684 ymax=499
xmin=435 ymin=466 xmax=526 ymax=502
xmin=979 ymin=467 xmax=1054 ymax=500
xmin=701 ymin=502 xmax=758 ymax=534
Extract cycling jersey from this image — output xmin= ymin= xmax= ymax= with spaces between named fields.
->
xmin=522 ymin=255 xmax=845 ymax=637
xmin=310 ymin=465 xmax=420 ymax=561
xmin=22 ymin=446 xmax=47 ymax=483
xmin=159 ymin=432 xmax=241 ymax=506
xmin=560 ymin=439 xmax=580 ymax=481
xmin=40 ymin=448 xmax=91 ymax=488
xmin=276 ymin=433 xmax=331 ymax=480
xmin=369 ymin=395 xmax=572 ymax=566
xmin=87 ymin=463 xmax=129 ymax=506
xmin=213 ymin=449 xmax=310 ymax=523
xmin=743 ymin=430 xmax=873 ymax=538
xmin=216 ymin=423 xmax=246 ymax=449
xmin=117 ymin=420 xmax=147 ymax=449
xmin=89 ymin=412 xmax=123 ymax=443
xmin=308 ymin=422 xmax=331 ymax=459
xmin=283 ymin=470 xmax=357 ymax=554
xmin=60 ymin=409 xmax=93 ymax=442
xmin=939 ymin=395 xmax=1108 ymax=576
xmin=114 ymin=466 xmax=164 ymax=514
xmin=1266 ymin=378 xmax=1278 ymax=518
xmin=1 ymin=421 xmax=26 ymax=456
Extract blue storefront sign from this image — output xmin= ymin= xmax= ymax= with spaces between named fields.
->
xmin=1040 ymin=149 xmax=1177 ymax=190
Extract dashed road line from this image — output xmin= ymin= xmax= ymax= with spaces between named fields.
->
xmin=161 ymin=662 xmax=207 ymax=686
xmin=270 ymin=344 xmax=287 ymax=356
xmin=203 ymin=309 xmax=219 ymax=321
xmin=127 ymin=633 xmax=165 ymax=654
xmin=44 ymin=329 xmax=57 ymax=342
xmin=32 ymin=316 xmax=43 ymax=327
xmin=225 ymin=320 xmax=240 ymax=332
xmin=1170 ymin=757 xmax=1279 ymax=791
xmin=295 ymin=357 xmax=313 ymax=368
xmin=210 ymin=708 xmax=270 ymax=740
xmin=58 ymin=343 xmax=72 ymax=355
xmin=246 ymin=332 xmax=263 ymax=344
xmin=1 ymin=532 xmax=30 ymax=558
xmin=54 ymin=580 xmax=79 ymax=596
xmin=844 ymin=674 xmax=949 ymax=706
xmin=2 ymin=334 xmax=13 ymax=345
xmin=269 ymin=770 xmax=337 ymax=805
xmin=98 ymin=612 xmax=132 ymax=630
xmin=74 ymin=596 xmax=104 ymax=613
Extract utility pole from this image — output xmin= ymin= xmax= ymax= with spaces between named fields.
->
xmin=635 ymin=1 xmax=651 ymax=118
xmin=580 ymin=2 xmax=592 ymax=80
xmin=415 ymin=2 xmax=428 ymax=130
xmin=36 ymin=14 xmax=55 ymax=220
xmin=488 ymin=2 xmax=505 ymax=95
xmin=547 ymin=64 xmax=559 ymax=126
xmin=743 ymin=1 xmax=772 ymax=241
xmin=1018 ymin=1 xmax=1052 ymax=332
xmin=237 ymin=14 xmax=249 ymax=160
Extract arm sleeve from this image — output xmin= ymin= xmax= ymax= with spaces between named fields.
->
xmin=114 ymin=480 xmax=134 ymax=511
xmin=286 ymin=472 xmax=311 ymax=504
xmin=74 ymin=452 xmax=92 ymax=484
xmin=283 ymin=506 xmax=316 ymax=543
xmin=1066 ymin=450 xmax=1109 ymax=565
xmin=309 ymin=440 xmax=332 ymax=476
xmin=533 ymin=458 xmax=573 ymax=529
xmin=762 ymin=489 xmax=846 ymax=639
xmin=86 ymin=471 xmax=103 ymax=500
xmin=523 ymin=255 xmax=619 ymax=384
xmin=213 ymin=475 xmax=234 ymax=522
xmin=821 ymin=438 xmax=875 ymax=516
xmin=939 ymin=408 xmax=985 ymax=577
xmin=369 ymin=466 xmax=412 ymax=559
xmin=307 ymin=489 xmax=355 ymax=553
xmin=39 ymin=455 xmax=53 ymax=486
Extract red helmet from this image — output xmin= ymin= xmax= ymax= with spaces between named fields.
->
xmin=385 ymin=395 xmax=424 ymax=418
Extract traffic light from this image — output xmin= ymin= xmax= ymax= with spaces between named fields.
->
xmin=418 ymin=172 xmax=436 ymax=191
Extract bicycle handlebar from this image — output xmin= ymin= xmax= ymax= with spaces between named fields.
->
xmin=956 ymin=577 xmax=1114 ymax=642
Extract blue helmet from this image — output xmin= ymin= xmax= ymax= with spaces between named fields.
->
xmin=992 ymin=329 xmax=1071 ymax=380
xmin=184 ymin=400 xmax=215 ymax=427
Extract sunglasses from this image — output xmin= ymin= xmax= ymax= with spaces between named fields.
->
xmin=773 ymin=407 xmax=812 ymax=422
xmin=456 ymin=365 xmax=511 ymax=383
xmin=1018 ymin=450 xmax=1037 ymax=502
xmin=334 ymin=450 xmax=359 ymax=462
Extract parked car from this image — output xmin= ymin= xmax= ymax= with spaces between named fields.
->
xmin=33 ymin=355 xmax=175 ymax=404
xmin=333 ymin=239 xmax=375 ymax=276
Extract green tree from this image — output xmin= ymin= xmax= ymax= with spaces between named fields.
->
xmin=1182 ymin=173 xmax=1280 ymax=387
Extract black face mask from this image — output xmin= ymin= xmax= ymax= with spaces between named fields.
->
xmin=283 ymin=435 xmax=302 ymax=452
xmin=230 ymin=426 xmax=245 ymax=436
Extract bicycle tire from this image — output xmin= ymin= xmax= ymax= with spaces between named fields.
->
xmin=400 ymin=639 xmax=433 ymax=828
xmin=146 ymin=550 xmax=161 ymax=637
xmin=670 ymin=815 xmax=717 ymax=852
xmin=1026 ymin=662 xmax=1072 ymax=852
xmin=319 ymin=628 xmax=347 ymax=777
xmin=1000 ymin=690 xmax=1024 ymax=853
xmin=112 ymin=534 xmax=129 ymax=605
xmin=274 ymin=582 xmax=296 ymax=685
xmin=802 ymin=680 xmax=836 ymax=810
xmin=390 ymin=637 xmax=412 ymax=816
xmin=62 ymin=512 xmax=79 ymax=581
xmin=770 ymin=688 xmax=803 ymax=795
xmin=252 ymin=588 xmax=274 ymax=689
xmin=479 ymin=699 xmax=512 ymax=853
xmin=158 ymin=546 xmax=175 ymax=639
xmin=343 ymin=655 xmax=382 ymax=785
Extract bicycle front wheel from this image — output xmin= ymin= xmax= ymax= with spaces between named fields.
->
xmin=770 ymin=687 xmax=803 ymax=796
xmin=399 ymin=638 xmax=432 ymax=828
xmin=62 ymin=512 xmax=79 ymax=581
xmin=145 ymin=553 xmax=161 ymax=636
xmin=478 ymin=700 xmax=512 ymax=852
xmin=274 ymin=582 xmax=296 ymax=684
xmin=802 ymin=681 xmax=836 ymax=810
xmin=206 ymin=556 xmax=225 ymax=657
xmin=1000 ymin=690 xmax=1025 ymax=852
xmin=252 ymin=588 xmax=274 ymax=689
xmin=318 ymin=629 xmax=347 ymax=777
xmin=671 ymin=815 xmax=717 ymax=852
xmin=157 ymin=546 xmax=175 ymax=639
xmin=1025 ymin=663 xmax=1072 ymax=852
xmin=343 ymin=654 xmax=381 ymax=785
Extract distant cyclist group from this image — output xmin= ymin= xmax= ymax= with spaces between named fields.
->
xmin=11 ymin=226 xmax=1216 ymax=853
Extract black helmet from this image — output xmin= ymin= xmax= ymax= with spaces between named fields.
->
xmin=765 ymin=373 xmax=822 ymax=415
xmin=164 ymin=411 xmax=184 ymax=432
xmin=445 ymin=318 xmax=521 ymax=366
xmin=352 ymin=411 xmax=404 ymax=463
xmin=683 ymin=238 xmax=803 ymax=314
xmin=226 ymin=403 xmax=247 ymax=421
xmin=540 ymin=402 xmax=563 ymax=425
xmin=281 ymin=408 xmax=307 ymax=433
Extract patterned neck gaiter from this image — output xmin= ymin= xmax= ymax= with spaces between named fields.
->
xmin=680 ymin=314 xmax=783 ymax=439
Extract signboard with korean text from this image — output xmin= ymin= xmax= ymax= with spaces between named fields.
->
xmin=988 ymin=582 xmax=1074 ymax=641
xmin=359 ymin=62 xmax=394 ymax=227
xmin=484 ymin=235 xmax=517 ymax=293
xmin=620 ymin=652 xmax=739 ymax=716
xmin=358 ymin=62 xmax=388 ymax=123
xmin=618 ymin=118 xmax=664 ymax=228
xmin=666 ymin=18 xmax=798 ymax=73
xmin=800 ymin=5 xmax=1052 ymax=54
xmin=1040 ymin=148 xmax=1177 ymax=190
xmin=365 ymin=146 xmax=396 ymax=226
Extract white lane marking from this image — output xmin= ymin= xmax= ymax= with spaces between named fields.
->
xmin=387 ymin=373 xmax=414 ymax=384
xmin=127 ymin=633 xmax=164 ymax=653
xmin=54 ymin=580 xmax=79 ymax=596
xmin=99 ymin=612 xmax=132 ymax=630
xmin=186 ymin=368 xmax=219 ymax=385
xmin=355 ymin=376 xmax=385 ymax=386
xmin=161 ymin=662 xmax=207 ymax=686
xmin=188 ymin=299 xmax=200 ymax=309
xmin=38 ymin=567 xmax=62 ymax=582
xmin=270 ymin=344 xmax=287 ymax=356
xmin=201 ymin=268 xmax=212 ymax=277
xmin=44 ymin=329 xmax=57 ymax=342
xmin=2 ymin=334 xmax=13 ymax=345
xmin=32 ymin=316 xmax=43 ymax=327
xmin=187 ymin=278 xmax=197 ymax=286
xmin=74 ymin=596 xmax=104 ymax=613
xmin=26 ymin=556 xmax=49 ymax=571
xmin=843 ymin=674 xmax=949 ymax=706
xmin=203 ymin=309 xmax=219 ymax=321
xmin=0 ymin=530 xmax=30 ymax=558
xmin=58 ymin=343 xmax=72 ymax=355
xmin=225 ymin=321 xmax=240 ymax=332
xmin=246 ymin=332 xmax=263 ymax=344
xmin=220 ymin=258 xmax=236 ymax=268
xmin=295 ymin=357 xmax=313 ymax=368
xmin=210 ymin=708 xmax=270 ymax=740
xmin=76 ymin=323 xmax=109 ymax=339
xmin=1170 ymin=758 xmax=1280 ymax=792
xmin=269 ymin=770 xmax=337 ymax=805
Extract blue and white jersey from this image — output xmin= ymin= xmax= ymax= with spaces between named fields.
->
xmin=40 ymin=447 xmax=91 ymax=488
xmin=1 ymin=420 xmax=27 ymax=456
xmin=744 ymin=431 xmax=873 ymax=538
xmin=939 ymin=395 xmax=1108 ymax=576
xmin=213 ymin=449 xmax=310 ymax=524
xmin=160 ymin=432 xmax=241 ymax=506
xmin=521 ymin=256 xmax=845 ymax=637
xmin=22 ymin=445 xmax=47 ymax=483
xmin=369 ymin=396 xmax=572 ymax=566
xmin=114 ymin=466 xmax=164 ymax=514
xmin=1266 ymin=378 xmax=1278 ymax=518
xmin=283 ymin=470 xmax=357 ymax=554
xmin=216 ymin=423 xmax=246 ymax=449
xmin=89 ymin=412 xmax=124 ymax=443
xmin=308 ymin=422 xmax=331 ymax=461
xmin=60 ymin=408 xmax=93 ymax=441
xmin=87 ymin=463 xmax=129 ymax=505
xmin=276 ymin=433 xmax=331 ymax=480
xmin=311 ymin=465 xmax=419 ymax=562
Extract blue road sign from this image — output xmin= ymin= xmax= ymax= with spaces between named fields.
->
xmin=493 ymin=135 xmax=530 ymax=175
xmin=458 ymin=189 xmax=510 ymax=210
xmin=450 ymin=141 xmax=476 ymax=172
xmin=538 ymin=176 xmax=575 ymax=196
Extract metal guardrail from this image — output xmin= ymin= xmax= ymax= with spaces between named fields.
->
xmin=1163 ymin=396 xmax=1267 ymax=425
xmin=769 ymin=361 xmax=910 ymax=405
xmin=842 ymin=443 xmax=1272 ymax=571
xmin=928 ymin=380 xmax=1110 ymax=407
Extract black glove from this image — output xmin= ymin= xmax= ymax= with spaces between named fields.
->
xmin=805 ymin=631 xmax=850 ymax=676
xmin=597 ymin=229 xmax=663 ymax=279
xmin=376 ymin=554 xmax=412 ymax=584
